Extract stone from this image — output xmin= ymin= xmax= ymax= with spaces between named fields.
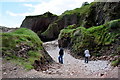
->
xmin=3 ymin=72 xmax=7 ymax=75
xmin=13 ymin=67 xmax=17 ymax=70
xmin=100 ymin=73 xmax=104 ymax=76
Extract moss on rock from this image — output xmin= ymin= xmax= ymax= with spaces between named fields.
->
xmin=58 ymin=19 xmax=120 ymax=58
xmin=40 ymin=23 xmax=59 ymax=41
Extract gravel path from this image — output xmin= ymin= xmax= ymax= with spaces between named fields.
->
xmin=2 ymin=40 xmax=118 ymax=78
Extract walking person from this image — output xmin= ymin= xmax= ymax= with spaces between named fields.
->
xmin=84 ymin=49 xmax=90 ymax=63
xmin=58 ymin=47 xmax=64 ymax=64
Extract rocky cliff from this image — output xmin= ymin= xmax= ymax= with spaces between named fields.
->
xmin=57 ymin=2 xmax=120 ymax=66
xmin=37 ymin=2 xmax=120 ymax=41
xmin=20 ymin=2 xmax=120 ymax=41
xmin=20 ymin=12 xmax=58 ymax=35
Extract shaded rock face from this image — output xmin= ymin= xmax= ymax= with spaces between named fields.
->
xmin=87 ymin=2 xmax=120 ymax=27
xmin=40 ymin=2 xmax=120 ymax=41
xmin=61 ymin=2 xmax=120 ymax=28
xmin=21 ymin=12 xmax=58 ymax=34
xmin=59 ymin=14 xmax=78 ymax=28
xmin=40 ymin=14 xmax=78 ymax=41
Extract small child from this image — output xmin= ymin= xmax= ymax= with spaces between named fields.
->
xmin=84 ymin=49 xmax=90 ymax=63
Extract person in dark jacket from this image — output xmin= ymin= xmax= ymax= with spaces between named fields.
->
xmin=58 ymin=48 xmax=64 ymax=64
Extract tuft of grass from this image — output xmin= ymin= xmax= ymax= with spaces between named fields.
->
xmin=65 ymin=24 xmax=77 ymax=29
xmin=59 ymin=28 xmax=75 ymax=39
xmin=111 ymin=59 xmax=120 ymax=67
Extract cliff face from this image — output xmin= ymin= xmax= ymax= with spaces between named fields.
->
xmin=39 ymin=14 xmax=79 ymax=41
xmin=40 ymin=2 xmax=120 ymax=41
xmin=57 ymin=2 xmax=120 ymax=63
xmin=87 ymin=2 xmax=120 ymax=27
xmin=20 ymin=12 xmax=58 ymax=33
xmin=62 ymin=2 xmax=120 ymax=27
xmin=20 ymin=2 xmax=120 ymax=41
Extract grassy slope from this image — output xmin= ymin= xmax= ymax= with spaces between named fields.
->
xmin=1 ymin=28 xmax=52 ymax=70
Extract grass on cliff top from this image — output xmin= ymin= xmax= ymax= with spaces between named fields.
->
xmin=1 ymin=28 xmax=44 ymax=70
xmin=60 ymin=2 xmax=95 ymax=17
xmin=26 ymin=12 xmax=58 ymax=18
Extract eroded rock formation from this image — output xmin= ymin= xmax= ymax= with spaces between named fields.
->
xmin=20 ymin=2 xmax=120 ymax=42
xmin=21 ymin=12 xmax=58 ymax=35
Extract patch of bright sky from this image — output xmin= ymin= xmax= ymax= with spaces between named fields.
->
xmin=0 ymin=2 xmax=41 ymax=28
xmin=0 ymin=0 xmax=95 ymax=28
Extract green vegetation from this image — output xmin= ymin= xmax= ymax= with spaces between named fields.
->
xmin=41 ymin=23 xmax=59 ymax=40
xmin=61 ymin=2 xmax=95 ymax=16
xmin=1 ymin=28 xmax=52 ymax=70
xmin=65 ymin=24 xmax=77 ymax=29
xmin=59 ymin=19 xmax=120 ymax=57
xmin=59 ymin=25 xmax=76 ymax=37
xmin=111 ymin=58 xmax=120 ymax=67
xmin=35 ymin=2 xmax=97 ymax=41
xmin=2 ymin=28 xmax=42 ymax=49
xmin=26 ymin=11 xmax=58 ymax=18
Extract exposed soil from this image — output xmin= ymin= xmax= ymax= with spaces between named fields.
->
xmin=1 ymin=40 xmax=119 ymax=78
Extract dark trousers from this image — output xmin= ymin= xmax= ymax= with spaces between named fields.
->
xmin=85 ymin=57 xmax=89 ymax=63
xmin=58 ymin=55 xmax=63 ymax=64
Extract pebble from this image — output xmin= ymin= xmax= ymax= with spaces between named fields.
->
xmin=70 ymin=73 xmax=73 ymax=75
xmin=100 ymin=73 xmax=104 ymax=76
xmin=47 ymin=70 xmax=52 ymax=74
xmin=13 ymin=67 xmax=17 ymax=70
xmin=3 ymin=72 xmax=7 ymax=75
xmin=42 ymin=71 xmax=46 ymax=73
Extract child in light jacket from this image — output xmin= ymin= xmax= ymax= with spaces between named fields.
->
xmin=84 ymin=49 xmax=90 ymax=63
